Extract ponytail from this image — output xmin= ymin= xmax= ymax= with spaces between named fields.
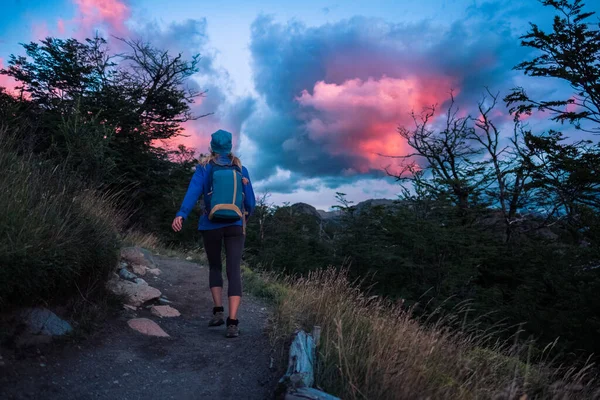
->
xmin=200 ymin=152 xmax=242 ymax=168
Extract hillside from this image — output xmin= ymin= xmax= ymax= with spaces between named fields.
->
xmin=314 ymin=198 xmax=400 ymax=220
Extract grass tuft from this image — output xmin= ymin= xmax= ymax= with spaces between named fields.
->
xmin=244 ymin=266 xmax=599 ymax=399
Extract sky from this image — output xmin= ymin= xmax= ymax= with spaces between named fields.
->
xmin=1 ymin=0 xmax=598 ymax=210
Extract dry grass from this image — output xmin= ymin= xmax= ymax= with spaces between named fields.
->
xmin=122 ymin=230 xmax=162 ymax=249
xmin=258 ymin=267 xmax=599 ymax=400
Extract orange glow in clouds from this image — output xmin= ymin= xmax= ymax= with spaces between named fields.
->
xmin=296 ymin=75 xmax=458 ymax=174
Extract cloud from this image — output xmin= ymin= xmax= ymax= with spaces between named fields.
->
xmin=65 ymin=3 xmax=257 ymax=154
xmin=72 ymin=0 xmax=131 ymax=38
xmin=0 ymin=58 xmax=20 ymax=94
xmin=8 ymin=0 xmax=587 ymax=206
xmin=26 ymin=0 xmax=131 ymax=42
xmin=57 ymin=19 xmax=66 ymax=35
xmin=296 ymin=76 xmax=456 ymax=174
xmin=264 ymin=177 xmax=403 ymax=211
xmin=131 ymin=19 xmax=255 ymax=155
xmin=244 ymin=13 xmax=533 ymax=193
xmin=18 ymin=2 xmax=253 ymax=157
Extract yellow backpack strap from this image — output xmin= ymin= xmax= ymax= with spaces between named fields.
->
xmin=240 ymin=160 xmax=247 ymax=235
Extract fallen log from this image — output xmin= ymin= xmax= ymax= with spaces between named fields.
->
xmin=278 ymin=327 xmax=340 ymax=400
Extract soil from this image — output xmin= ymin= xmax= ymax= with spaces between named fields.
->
xmin=0 ymin=255 xmax=278 ymax=400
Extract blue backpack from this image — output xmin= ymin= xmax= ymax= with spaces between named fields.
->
xmin=206 ymin=161 xmax=244 ymax=222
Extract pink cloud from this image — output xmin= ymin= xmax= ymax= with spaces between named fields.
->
xmin=0 ymin=58 xmax=21 ymax=94
xmin=25 ymin=0 xmax=131 ymax=43
xmin=158 ymin=121 xmax=212 ymax=155
xmin=32 ymin=22 xmax=51 ymax=40
xmin=57 ymin=19 xmax=66 ymax=34
xmin=565 ymin=96 xmax=578 ymax=113
xmin=72 ymin=0 xmax=131 ymax=38
xmin=296 ymin=75 xmax=458 ymax=174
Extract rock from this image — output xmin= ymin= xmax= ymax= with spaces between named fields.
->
xmin=317 ymin=209 xmax=343 ymax=220
xmin=107 ymin=280 xmax=161 ymax=306
xmin=131 ymin=264 xmax=147 ymax=276
xmin=123 ymin=304 xmax=137 ymax=311
xmin=290 ymin=203 xmax=322 ymax=219
xmin=185 ymin=256 xmax=193 ymax=261
xmin=119 ymin=268 xmax=137 ymax=281
xmin=20 ymin=308 xmax=73 ymax=336
xmin=121 ymin=247 xmax=156 ymax=268
xmin=147 ymin=268 xmax=161 ymax=276
xmin=150 ymin=305 xmax=181 ymax=318
xmin=127 ymin=318 xmax=169 ymax=337
xmin=134 ymin=278 xmax=148 ymax=285
xmin=119 ymin=261 xmax=128 ymax=269
xmin=355 ymin=198 xmax=398 ymax=213
xmin=158 ymin=297 xmax=172 ymax=305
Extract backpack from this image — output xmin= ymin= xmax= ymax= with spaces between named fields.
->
xmin=206 ymin=160 xmax=244 ymax=222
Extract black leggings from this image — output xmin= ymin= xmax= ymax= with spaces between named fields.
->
xmin=201 ymin=226 xmax=245 ymax=297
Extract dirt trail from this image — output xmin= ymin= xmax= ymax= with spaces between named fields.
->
xmin=0 ymin=255 xmax=278 ymax=400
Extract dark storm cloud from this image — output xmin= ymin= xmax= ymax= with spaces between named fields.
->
xmin=244 ymin=8 xmax=540 ymax=193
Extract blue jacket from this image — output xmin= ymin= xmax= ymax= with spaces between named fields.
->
xmin=176 ymin=156 xmax=256 ymax=231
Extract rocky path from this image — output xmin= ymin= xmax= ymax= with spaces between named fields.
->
xmin=0 ymin=254 xmax=277 ymax=400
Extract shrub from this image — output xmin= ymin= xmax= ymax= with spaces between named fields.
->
xmin=0 ymin=131 xmax=122 ymax=308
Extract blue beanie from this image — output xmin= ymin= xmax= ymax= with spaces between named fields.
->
xmin=210 ymin=129 xmax=233 ymax=154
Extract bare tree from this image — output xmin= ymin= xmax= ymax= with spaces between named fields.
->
xmin=384 ymin=92 xmax=486 ymax=211
xmin=470 ymin=89 xmax=535 ymax=241
xmin=112 ymin=38 xmax=211 ymax=142
xmin=254 ymin=193 xmax=273 ymax=243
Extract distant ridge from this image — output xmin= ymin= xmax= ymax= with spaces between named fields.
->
xmin=311 ymin=198 xmax=399 ymax=220
xmin=317 ymin=209 xmax=343 ymax=220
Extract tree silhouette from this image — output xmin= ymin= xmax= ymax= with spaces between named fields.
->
xmin=505 ymin=0 xmax=600 ymax=133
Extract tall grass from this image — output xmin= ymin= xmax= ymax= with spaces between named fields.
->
xmin=0 ymin=130 xmax=122 ymax=308
xmin=257 ymin=267 xmax=599 ymax=399
xmin=122 ymin=230 xmax=162 ymax=250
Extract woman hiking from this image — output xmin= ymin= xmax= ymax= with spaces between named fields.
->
xmin=172 ymin=129 xmax=256 ymax=338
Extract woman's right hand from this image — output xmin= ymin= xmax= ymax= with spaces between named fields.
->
xmin=172 ymin=216 xmax=184 ymax=232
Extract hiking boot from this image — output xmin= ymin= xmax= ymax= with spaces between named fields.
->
xmin=208 ymin=311 xmax=224 ymax=327
xmin=226 ymin=323 xmax=240 ymax=338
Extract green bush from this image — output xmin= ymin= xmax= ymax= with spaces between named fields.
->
xmin=0 ymin=133 xmax=122 ymax=307
xmin=244 ymin=200 xmax=600 ymax=361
